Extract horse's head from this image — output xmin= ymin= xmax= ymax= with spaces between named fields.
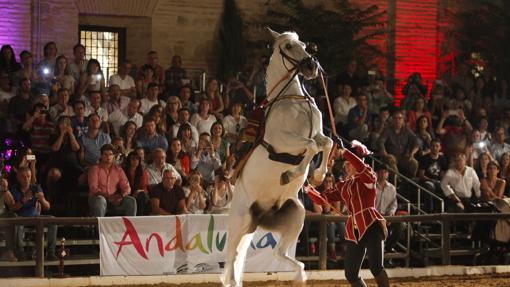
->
xmin=267 ymin=27 xmax=319 ymax=80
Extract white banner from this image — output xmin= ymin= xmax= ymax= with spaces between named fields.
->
xmin=98 ymin=215 xmax=296 ymax=275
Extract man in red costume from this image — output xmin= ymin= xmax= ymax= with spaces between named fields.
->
xmin=324 ymin=140 xmax=389 ymax=287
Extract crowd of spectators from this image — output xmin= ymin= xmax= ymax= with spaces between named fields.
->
xmin=0 ymin=40 xmax=509 ymax=263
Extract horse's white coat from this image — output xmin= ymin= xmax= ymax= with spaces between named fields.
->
xmin=221 ymin=29 xmax=333 ymax=287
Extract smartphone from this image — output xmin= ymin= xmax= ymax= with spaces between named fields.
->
xmin=368 ymin=70 xmax=376 ymax=76
xmin=26 ymin=154 xmax=36 ymax=161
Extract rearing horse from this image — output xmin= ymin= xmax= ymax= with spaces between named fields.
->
xmin=221 ymin=28 xmax=333 ymax=287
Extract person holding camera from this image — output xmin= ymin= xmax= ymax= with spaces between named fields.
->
xmin=207 ymin=168 xmax=233 ymax=214
xmin=191 ymin=133 xmax=222 ymax=186
xmin=22 ymin=103 xmax=55 ymax=166
xmin=184 ymin=171 xmax=207 ymax=214
xmin=78 ymin=59 xmax=105 ymax=101
xmin=0 ymin=178 xmax=17 ymax=262
xmin=8 ymin=166 xmax=57 ymax=260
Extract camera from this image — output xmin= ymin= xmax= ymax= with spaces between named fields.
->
xmin=368 ymin=70 xmax=376 ymax=76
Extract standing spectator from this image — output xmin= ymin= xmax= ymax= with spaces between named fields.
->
xmin=68 ymin=44 xmax=88 ymax=83
xmin=222 ymin=101 xmax=247 ymax=145
xmin=109 ymin=61 xmax=136 ymax=99
xmin=481 ymin=161 xmax=506 ymax=201
xmin=378 ymin=109 xmax=419 ymax=178
xmin=137 ymin=51 xmax=165 ymax=91
xmin=70 ymin=100 xmax=88 ymax=138
xmin=0 ymin=45 xmax=21 ymax=79
xmin=103 ymin=84 xmax=130 ymax=114
xmin=417 ymin=138 xmax=448 ymax=212
xmin=136 ymin=65 xmax=155 ymax=99
xmin=8 ymin=77 xmax=33 ymax=131
xmin=191 ymin=133 xmax=222 ymax=185
xmin=441 ymin=152 xmax=481 ymax=212
xmin=346 ymin=93 xmax=372 ymax=142
xmin=435 ymin=109 xmax=472 ymax=158
xmin=207 ymin=168 xmax=233 ymax=214
xmin=124 ymin=151 xmax=150 ymax=216
xmin=149 ymin=169 xmax=187 ymax=215
xmin=140 ymin=83 xmax=165 ymax=115
xmin=335 ymin=59 xmax=361 ymax=96
xmin=53 ymin=55 xmax=75 ymax=96
xmin=224 ymin=76 xmax=254 ymax=112
xmin=88 ymin=144 xmax=136 ymax=217
xmin=489 ymin=127 xmax=510 ymax=162
xmin=78 ymin=59 xmax=105 ymax=101
xmin=375 ymin=164 xmax=403 ymax=254
xmin=146 ymin=148 xmax=182 ymax=186
xmin=0 ymin=70 xmax=17 ymax=104
xmin=190 ymin=98 xmax=217 ymax=135
xmin=164 ymin=55 xmax=187 ymax=98
xmin=21 ymin=103 xmax=55 ymax=165
xmin=8 ymin=167 xmax=57 ymax=260
xmin=109 ymin=98 xmax=143 ymax=136
xmin=333 ymin=84 xmax=356 ymax=131
xmin=16 ymin=51 xmax=37 ymax=84
xmin=136 ymin=117 xmax=168 ymax=154
xmin=78 ymin=113 xmax=111 ymax=167
xmin=184 ymin=171 xmax=207 ymax=214
xmin=37 ymin=42 xmax=58 ymax=75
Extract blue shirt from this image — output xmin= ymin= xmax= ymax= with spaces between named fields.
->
xmin=136 ymin=133 xmax=168 ymax=154
xmin=10 ymin=184 xmax=44 ymax=217
xmin=79 ymin=131 xmax=111 ymax=166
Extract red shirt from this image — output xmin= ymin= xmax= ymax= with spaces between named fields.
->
xmin=325 ymin=149 xmax=386 ymax=243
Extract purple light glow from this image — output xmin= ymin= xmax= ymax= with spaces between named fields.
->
xmin=0 ymin=0 xmax=33 ymax=62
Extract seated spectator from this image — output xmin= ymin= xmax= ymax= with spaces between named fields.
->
xmin=207 ymin=168 xmax=233 ymax=214
xmin=49 ymin=88 xmax=74 ymax=121
xmin=417 ymin=139 xmax=448 ymax=212
xmin=15 ymin=50 xmax=37 ymax=85
xmin=8 ymin=166 xmax=57 ymax=260
xmin=146 ymin=104 xmax=167 ymax=135
xmin=77 ymin=59 xmax=105 ymax=101
xmin=124 ymin=151 xmax=150 ymax=216
xmin=103 ymin=84 xmax=130 ymax=114
xmin=164 ymin=55 xmax=187 ymax=97
xmin=204 ymin=78 xmax=224 ymax=119
xmin=369 ymin=106 xmax=391 ymax=151
xmin=191 ymin=133 xmax=222 ymax=185
xmin=137 ymin=51 xmax=165 ymax=92
xmin=375 ymin=164 xmax=403 ymax=253
xmin=79 ymin=113 xmax=111 ymax=167
xmin=477 ymin=117 xmax=492 ymax=143
xmin=333 ymin=84 xmax=356 ymax=131
xmin=135 ymin=65 xmax=155 ymax=99
xmin=136 ymin=117 xmax=168 ymax=154
xmin=319 ymin=173 xmax=344 ymax=261
xmin=190 ymin=97 xmax=217 ymax=135
xmin=68 ymin=44 xmax=87 ymax=83
xmin=222 ymin=101 xmax=247 ymax=145
xmin=7 ymin=148 xmax=38 ymax=186
xmin=183 ymin=171 xmax=207 ymax=214
xmin=164 ymin=95 xmax=181 ymax=130
xmin=177 ymin=85 xmax=195 ymax=114
xmin=21 ymin=103 xmax=55 ymax=165
xmin=0 ymin=179 xmax=17 ymax=262
xmin=475 ymin=152 xmax=492 ymax=180
xmin=0 ymin=70 xmax=17 ymax=107
xmin=471 ymin=129 xmax=491 ymax=166
xmin=481 ymin=161 xmax=506 ymax=201
xmin=176 ymin=123 xmax=198 ymax=154
xmin=407 ymin=97 xmax=431 ymax=133
xmin=146 ymin=148 xmax=181 ymax=186
xmin=415 ymin=115 xmax=434 ymax=158
xmin=224 ymin=76 xmax=254 ymax=112
xmin=489 ymin=126 xmax=510 ymax=162
xmin=149 ymin=169 xmax=187 ymax=215
xmin=367 ymin=79 xmax=393 ymax=115
xmin=53 ymin=55 xmax=75 ymax=96
xmin=441 ymin=152 xmax=481 ymax=212
xmin=46 ymin=115 xmax=82 ymax=214
xmin=70 ymin=100 xmax=88 ymax=138
xmin=140 ymin=82 xmax=165 ymax=115
xmin=377 ymin=109 xmax=419 ymax=178
xmin=170 ymin=108 xmax=199 ymax=143
xmin=86 ymin=91 xmax=109 ymax=130
xmin=112 ymin=136 xmax=126 ymax=165
xmin=109 ymin=98 xmax=143 ymax=136
xmin=8 ymin=77 xmax=33 ymax=132
xmin=346 ymin=93 xmax=372 ymax=142
xmin=120 ymin=121 xmax=138 ymax=155
xmin=435 ymin=109 xmax=472 ymax=158
xmin=210 ymin=121 xmax=230 ymax=163
xmin=88 ymin=144 xmax=136 ymax=217
xmin=168 ymin=138 xmax=191 ymax=178
xmin=135 ymin=146 xmax=146 ymax=165
xmin=109 ymin=61 xmax=136 ymax=99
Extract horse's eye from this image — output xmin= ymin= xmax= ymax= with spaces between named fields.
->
xmin=285 ymin=43 xmax=292 ymax=50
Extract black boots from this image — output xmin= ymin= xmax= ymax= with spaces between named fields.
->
xmin=374 ymin=269 xmax=390 ymax=287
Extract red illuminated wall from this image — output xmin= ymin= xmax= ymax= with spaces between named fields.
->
xmin=393 ymin=0 xmax=439 ymax=104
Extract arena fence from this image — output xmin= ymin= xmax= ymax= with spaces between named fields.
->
xmin=1 ymin=213 xmax=510 ymax=277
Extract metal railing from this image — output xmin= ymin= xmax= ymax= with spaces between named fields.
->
xmin=2 ymin=213 xmax=510 ymax=277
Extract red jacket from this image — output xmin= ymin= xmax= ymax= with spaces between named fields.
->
xmin=326 ymin=149 xmax=386 ymax=243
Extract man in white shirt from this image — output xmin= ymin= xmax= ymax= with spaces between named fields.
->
xmin=103 ymin=84 xmax=130 ymax=114
xmin=140 ymin=82 xmax=165 ymax=114
xmin=489 ymin=126 xmax=510 ymax=162
xmin=375 ymin=164 xmax=402 ymax=254
xmin=146 ymin=148 xmax=182 ymax=186
xmin=109 ymin=98 xmax=143 ymax=136
xmin=86 ymin=91 xmax=109 ymax=123
xmin=68 ymin=44 xmax=88 ymax=82
xmin=441 ymin=152 xmax=481 ymax=212
xmin=109 ymin=61 xmax=136 ymax=99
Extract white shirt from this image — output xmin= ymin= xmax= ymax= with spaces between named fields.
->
xmin=489 ymin=142 xmax=510 ymax=162
xmin=190 ymin=113 xmax=217 ymax=135
xmin=109 ymin=109 xmax=143 ymax=136
xmin=49 ymin=104 xmax=75 ymax=121
xmin=441 ymin=166 xmax=481 ymax=199
xmin=146 ymin=163 xmax=182 ymax=186
xmin=375 ymin=180 xmax=398 ymax=216
xmin=170 ymin=121 xmax=199 ymax=143
xmin=85 ymin=106 xmax=109 ymax=122
xmin=334 ymin=96 xmax=357 ymax=125
xmin=140 ymin=98 xmax=166 ymax=115
xmin=109 ymin=74 xmax=136 ymax=91
xmin=223 ymin=115 xmax=247 ymax=137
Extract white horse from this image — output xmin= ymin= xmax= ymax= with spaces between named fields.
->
xmin=221 ymin=28 xmax=333 ymax=287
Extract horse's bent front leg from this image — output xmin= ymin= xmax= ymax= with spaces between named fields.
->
xmin=311 ymin=133 xmax=333 ymax=186
xmin=280 ymin=138 xmax=319 ymax=185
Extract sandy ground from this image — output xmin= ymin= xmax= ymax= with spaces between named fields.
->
xmin=89 ymin=273 xmax=510 ymax=287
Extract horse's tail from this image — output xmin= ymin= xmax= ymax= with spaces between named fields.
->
xmin=250 ymin=199 xmax=299 ymax=229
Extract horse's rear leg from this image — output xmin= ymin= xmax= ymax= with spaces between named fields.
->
xmin=221 ymin=213 xmax=256 ymax=287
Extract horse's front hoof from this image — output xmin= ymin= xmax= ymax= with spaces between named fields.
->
xmin=280 ymin=171 xmax=291 ymax=185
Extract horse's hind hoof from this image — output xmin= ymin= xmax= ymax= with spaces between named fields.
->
xmin=280 ymin=171 xmax=291 ymax=185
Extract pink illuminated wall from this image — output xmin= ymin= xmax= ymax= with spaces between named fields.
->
xmin=0 ymin=1 xmax=32 ymax=61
